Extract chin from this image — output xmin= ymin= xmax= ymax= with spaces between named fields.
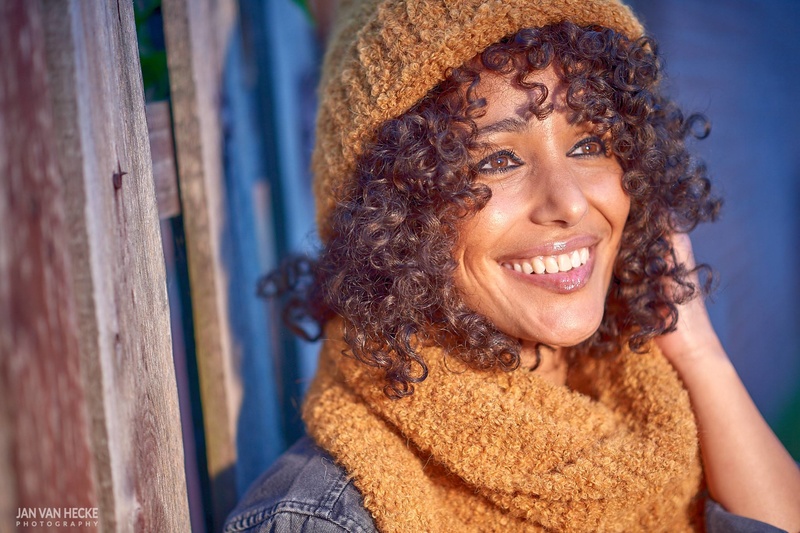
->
xmin=533 ymin=314 xmax=603 ymax=348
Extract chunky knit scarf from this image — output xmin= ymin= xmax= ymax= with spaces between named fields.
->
xmin=303 ymin=319 xmax=704 ymax=532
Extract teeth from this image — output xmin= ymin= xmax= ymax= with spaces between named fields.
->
xmin=570 ymin=250 xmax=581 ymax=268
xmin=502 ymin=246 xmax=590 ymax=275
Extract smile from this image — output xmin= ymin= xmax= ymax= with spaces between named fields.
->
xmin=501 ymin=247 xmax=590 ymax=275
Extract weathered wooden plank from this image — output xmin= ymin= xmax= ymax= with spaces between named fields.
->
xmin=308 ymin=0 xmax=341 ymax=41
xmin=161 ymin=0 xmax=241 ymax=528
xmin=146 ymin=102 xmax=182 ymax=219
xmin=37 ymin=0 xmax=191 ymax=531
xmin=0 ymin=2 xmax=99 ymax=532
xmin=0 ymin=383 xmax=16 ymax=531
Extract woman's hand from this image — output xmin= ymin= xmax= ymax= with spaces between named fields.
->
xmin=656 ymin=233 xmax=800 ymax=532
xmin=655 ymin=232 xmax=725 ymax=371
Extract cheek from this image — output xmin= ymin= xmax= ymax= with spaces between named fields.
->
xmin=617 ymin=193 xmax=633 ymax=238
xmin=600 ymin=170 xmax=630 ymax=234
xmin=466 ymin=184 xmax=535 ymax=244
xmin=455 ymin=202 xmax=505 ymax=256
xmin=608 ymin=194 xmax=632 ymax=273
xmin=615 ymin=194 xmax=631 ymax=233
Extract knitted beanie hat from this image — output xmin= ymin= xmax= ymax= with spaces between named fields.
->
xmin=312 ymin=0 xmax=645 ymax=242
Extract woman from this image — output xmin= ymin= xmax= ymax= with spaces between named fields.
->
xmin=225 ymin=0 xmax=800 ymax=531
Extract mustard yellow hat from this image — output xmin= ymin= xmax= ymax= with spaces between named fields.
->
xmin=312 ymin=0 xmax=644 ymax=242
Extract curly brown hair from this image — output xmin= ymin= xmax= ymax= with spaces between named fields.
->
xmin=260 ymin=21 xmax=721 ymax=398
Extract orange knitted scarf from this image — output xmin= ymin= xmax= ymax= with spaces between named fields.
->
xmin=303 ymin=319 xmax=704 ymax=532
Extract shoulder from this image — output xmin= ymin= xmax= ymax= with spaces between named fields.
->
xmin=224 ymin=436 xmax=378 ymax=533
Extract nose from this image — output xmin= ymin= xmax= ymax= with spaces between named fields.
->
xmin=527 ymin=164 xmax=589 ymax=227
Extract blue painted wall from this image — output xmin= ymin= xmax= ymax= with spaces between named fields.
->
xmin=628 ymin=0 xmax=800 ymax=428
xmin=221 ymin=0 xmax=321 ymax=497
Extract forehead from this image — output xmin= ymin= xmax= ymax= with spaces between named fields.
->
xmin=472 ymin=66 xmax=569 ymax=126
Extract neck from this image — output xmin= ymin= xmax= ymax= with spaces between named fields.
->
xmin=520 ymin=342 xmax=568 ymax=386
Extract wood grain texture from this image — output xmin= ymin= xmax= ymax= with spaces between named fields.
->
xmin=146 ymin=102 xmax=182 ymax=219
xmin=0 ymin=2 xmax=99 ymax=531
xmin=161 ymin=0 xmax=242 ymax=528
xmin=37 ymin=0 xmax=191 ymax=531
xmin=0 ymin=381 xmax=16 ymax=530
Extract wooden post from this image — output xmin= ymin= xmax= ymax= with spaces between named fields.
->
xmin=0 ymin=3 xmax=99 ymax=531
xmin=161 ymin=0 xmax=241 ymax=528
xmin=147 ymin=102 xmax=182 ymax=220
xmin=1 ymin=0 xmax=192 ymax=531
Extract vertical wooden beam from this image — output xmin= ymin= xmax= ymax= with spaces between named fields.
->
xmin=1 ymin=0 xmax=195 ymax=529
xmin=161 ymin=0 xmax=241 ymax=528
xmin=44 ymin=0 xmax=191 ymax=528
xmin=308 ymin=0 xmax=340 ymax=42
xmin=147 ymin=102 xmax=182 ymax=220
xmin=0 ymin=4 xmax=99 ymax=532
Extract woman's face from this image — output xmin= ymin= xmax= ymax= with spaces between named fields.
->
xmin=453 ymin=67 xmax=630 ymax=349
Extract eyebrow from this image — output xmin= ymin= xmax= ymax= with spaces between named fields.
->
xmin=476 ymin=116 xmax=531 ymax=136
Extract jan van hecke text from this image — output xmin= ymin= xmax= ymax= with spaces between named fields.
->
xmin=17 ymin=507 xmax=98 ymax=519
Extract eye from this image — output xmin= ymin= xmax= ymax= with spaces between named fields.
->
xmin=476 ymin=150 xmax=524 ymax=174
xmin=567 ymin=136 xmax=607 ymax=157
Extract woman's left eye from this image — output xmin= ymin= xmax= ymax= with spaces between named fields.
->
xmin=567 ymin=136 xmax=606 ymax=157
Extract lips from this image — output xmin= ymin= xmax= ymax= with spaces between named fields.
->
xmin=498 ymin=243 xmax=596 ymax=294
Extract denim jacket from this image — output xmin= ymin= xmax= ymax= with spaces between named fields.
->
xmin=224 ymin=437 xmax=376 ymax=533
xmin=224 ymin=436 xmax=787 ymax=533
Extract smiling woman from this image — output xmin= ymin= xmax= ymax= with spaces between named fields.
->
xmin=224 ymin=1 xmax=800 ymax=532
xmin=307 ymin=22 xmax=712 ymax=398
